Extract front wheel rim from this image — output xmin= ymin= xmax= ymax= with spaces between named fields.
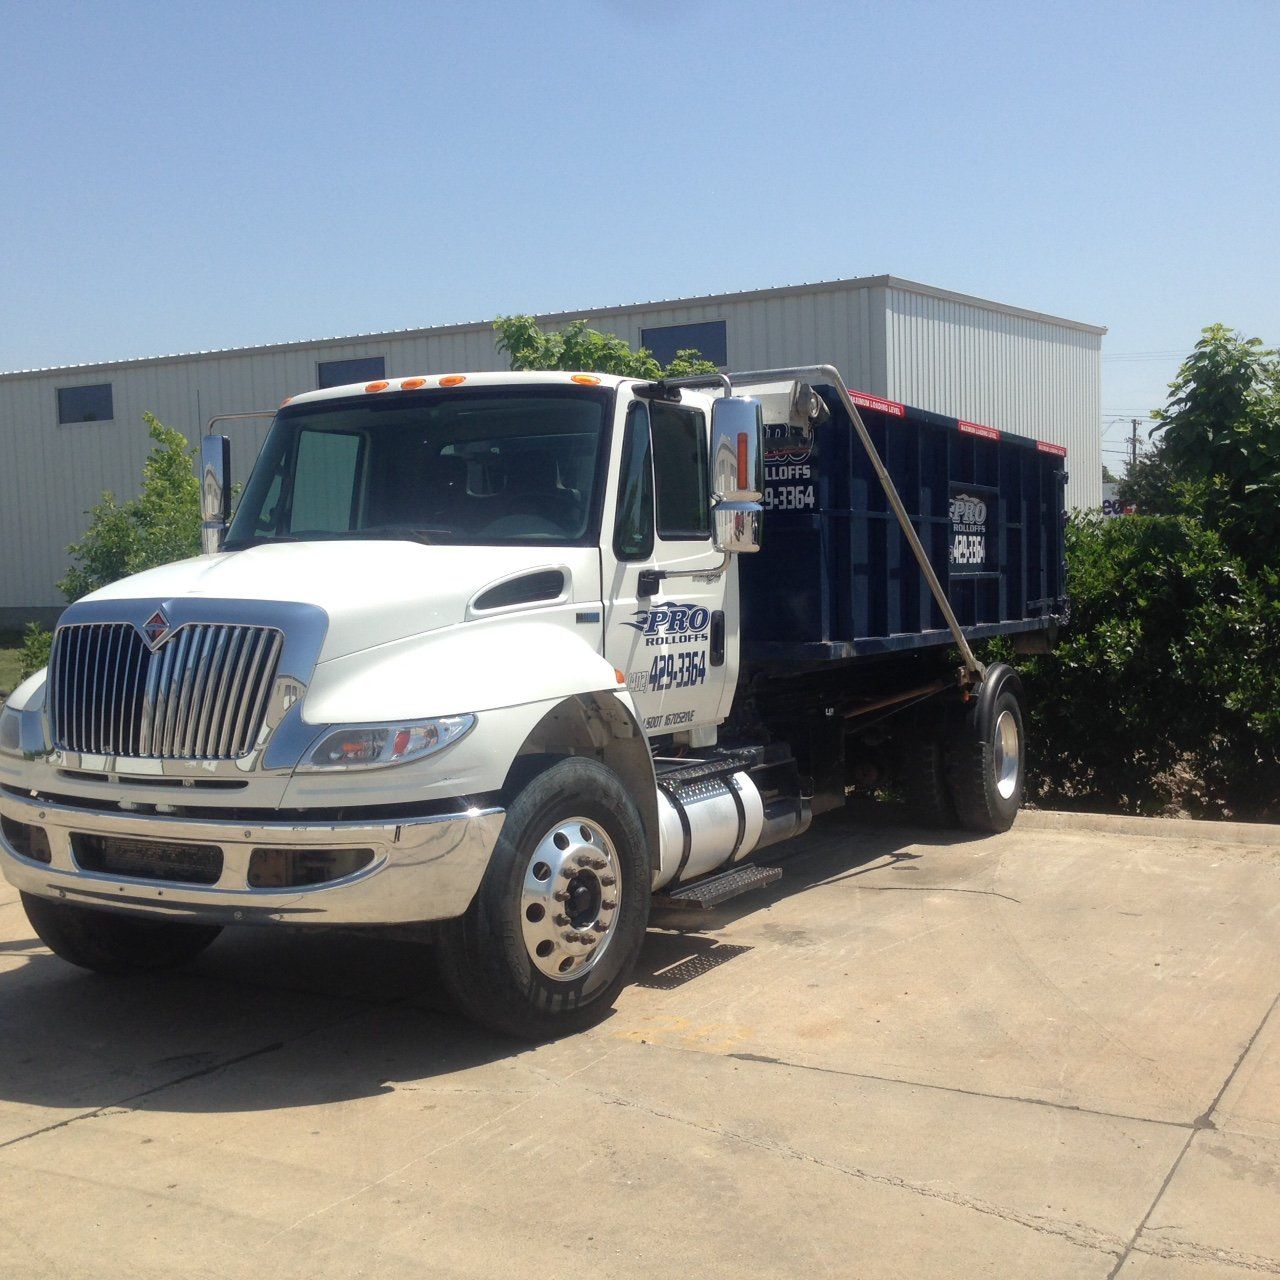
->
xmin=520 ymin=817 xmax=622 ymax=982
xmin=994 ymin=709 xmax=1021 ymax=800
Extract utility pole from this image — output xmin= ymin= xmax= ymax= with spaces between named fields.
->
xmin=1130 ymin=418 xmax=1141 ymax=469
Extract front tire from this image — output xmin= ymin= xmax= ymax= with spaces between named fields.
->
xmin=21 ymin=893 xmax=222 ymax=973
xmin=436 ymin=757 xmax=650 ymax=1040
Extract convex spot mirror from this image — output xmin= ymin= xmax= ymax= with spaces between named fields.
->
xmin=789 ymin=381 xmax=831 ymax=431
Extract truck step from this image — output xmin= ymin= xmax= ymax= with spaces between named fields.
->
xmin=654 ymin=863 xmax=783 ymax=911
xmin=653 ymin=750 xmax=756 ymax=790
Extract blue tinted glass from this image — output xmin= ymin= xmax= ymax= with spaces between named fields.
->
xmin=57 ymin=383 xmax=113 ymax=424
xmin=640 ymin=320 xmax=727 ymax=368
xmin=317 ymin=356 xmax=386 ymax=389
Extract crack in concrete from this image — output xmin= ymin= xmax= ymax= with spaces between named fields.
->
xmin=849 ymin=885 xmax=1023 ymax=904
xmin=722 ymin=1049 xmax=1193 ymax=1130
xmin=1133 ymin=1235 xmax=1280 ymax=1275
xmin=590 ymin=1086 xmax=1125 ymax=1259
xmin=0 ymin=1039 xmax=287 ymax=1153
xmin=1106 ymin=987 xmax=1280 ymax=1280
xmin=0 ymin=991 xmax=387 ymax=1153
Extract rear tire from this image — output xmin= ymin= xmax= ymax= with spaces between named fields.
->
xmin=21 ymin=893 xmax=222 ymax=973
xmin=945 ymin=671 xmax=1026 ymax=833
xmin=897 ymin=735 xmax=958 ymax=826
xmin=435 ymin=757 xmax=650 ymax=1040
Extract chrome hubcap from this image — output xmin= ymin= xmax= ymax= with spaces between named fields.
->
xmin=994 ymin=709 xmax=1021 ymax=800
xmin=520 ymin=817 xmax=621 ymax=982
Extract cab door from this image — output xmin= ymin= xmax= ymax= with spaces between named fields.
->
xmin=601 ymin=391 xmax=734 ymax=740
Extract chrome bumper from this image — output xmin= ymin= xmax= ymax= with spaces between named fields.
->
xmin=0 ymin=789 xmax=505 ymax=926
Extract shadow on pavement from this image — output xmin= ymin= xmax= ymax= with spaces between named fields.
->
xmin=0 ymin=810 xmax=992 ymax=1122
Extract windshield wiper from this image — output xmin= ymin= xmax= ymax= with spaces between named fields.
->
xmin=222 ymin=533 xmax=300 ymax=551
xmin=335 ymin=526 xmax=456 ymax=545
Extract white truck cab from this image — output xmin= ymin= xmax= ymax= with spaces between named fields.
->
xmin=0 ymin=367 xmax=1052 ymax=1038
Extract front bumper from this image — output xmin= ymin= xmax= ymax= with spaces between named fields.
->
xmin=0 ymin=788 xmax=505 ymax=926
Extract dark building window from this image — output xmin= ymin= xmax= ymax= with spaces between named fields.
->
xmin=317 ymin=355 xmax=386 ymax=389
xmin=640 ymin=320 xmax=727 ymax=369
xmin=57 ymin=383 xmax=113 ymax=424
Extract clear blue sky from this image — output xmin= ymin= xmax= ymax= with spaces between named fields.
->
xmin=2 ymin=0 xmax=1277 ymax=465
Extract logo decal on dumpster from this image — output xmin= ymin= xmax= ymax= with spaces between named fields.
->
xmin=949 ymin=487 xmax=994 ymax=572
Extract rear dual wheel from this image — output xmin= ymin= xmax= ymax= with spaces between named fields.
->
xmin=945 ymin=667 xmax=1026 ymax=833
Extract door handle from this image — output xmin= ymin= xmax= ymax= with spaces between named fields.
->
xmin=710 ymin=610 xmax=726 ymax=666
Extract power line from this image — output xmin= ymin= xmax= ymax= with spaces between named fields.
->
xmin=1102 ymin=352 xmax=1185 ymax=362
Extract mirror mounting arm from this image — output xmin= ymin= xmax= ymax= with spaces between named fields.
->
xmin=199 ymin=409 xmax=277 ymax=555
xmin=637 ymin=554 xmax=733 ymax=598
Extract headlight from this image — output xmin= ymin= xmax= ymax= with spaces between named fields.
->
xmin=301 ymin=715 xmax=475 ymax=771
xmin=0 ymin=706 xmax=20 ymax=756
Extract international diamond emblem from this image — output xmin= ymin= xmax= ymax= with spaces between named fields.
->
xmin=141 ymin=609 xmax=172 ymax=650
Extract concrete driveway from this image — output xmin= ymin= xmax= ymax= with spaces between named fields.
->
xmin=2 ymin=810 xmax=1278 ymax=1279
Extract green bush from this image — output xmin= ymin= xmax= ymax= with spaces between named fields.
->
xmin=59 ymin=412 xmax=201 ymax=602
xmin=19 ymin=413 xmax=201 ymax=677
xmin=1009 ymin=513 xmax=1280 ymax=819
xmin=18 ymin=622 xmax=53 ymax=682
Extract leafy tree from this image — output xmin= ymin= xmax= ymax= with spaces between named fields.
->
xmin=494 ymin=315 xmax=718 ymax=379
xmin=1115 ymin=439 xmax=1205 ymax=518
xmin=1149 ymin=324 xmax=1280 ymax=567
xmin=21 ymin=413 xmax=203 ymax=673
xmin=21 ymin=414 xmax=201 ymax=672
xmin=1102 ymin=464 xmax=1120 ymax=485
xmin=59 ymin=413 xmax=202 ymax=602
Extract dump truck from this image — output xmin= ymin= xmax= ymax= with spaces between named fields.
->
xmin=0 ymin=365 xmax=1067 ymax=1037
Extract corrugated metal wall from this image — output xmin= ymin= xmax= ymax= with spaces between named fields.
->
xmin=577 ymin=284 xmax=882 ymax=389
xmin=0 ymin=279 xmax=1102 ymax=619
xmin=882 ymin=284 xmax=1103 ymax=509
xmin=0 ymin=329 xmax=506 ymax=620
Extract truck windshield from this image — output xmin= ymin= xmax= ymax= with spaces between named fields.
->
xmin=225 ymin=385 xmax=612 ymax=549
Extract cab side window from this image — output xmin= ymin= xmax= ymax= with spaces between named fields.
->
xmin=613 ymin=402 xmax=654 ymax=560
xmin=651 ymin=401 xmax=709 ymax=540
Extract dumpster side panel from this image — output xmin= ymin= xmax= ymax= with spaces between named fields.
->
xmin=741 ymin=389 xmax=1067 ymax=661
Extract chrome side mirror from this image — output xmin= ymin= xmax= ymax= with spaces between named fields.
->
xmin=200 ymin=434 xmax=231 ymax=554
xmin=708 ymin=397 xmax=764 ymax=554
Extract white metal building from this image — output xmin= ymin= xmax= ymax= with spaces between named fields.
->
xmin=0 ymin=275 xmax=1104 ymax=625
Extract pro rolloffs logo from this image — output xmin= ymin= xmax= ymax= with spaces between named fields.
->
xmin=949 ymin=494 xmax=988 ymax=527
xmin=949 ymin=492 xmax=990 ymax=569
xmin=623 ymin=601 xmax=711 ymax=647
xmin=763 ymin=422 xmax=811 ymax=464
xmin=139 ymin=608 xmax=173 ymax=650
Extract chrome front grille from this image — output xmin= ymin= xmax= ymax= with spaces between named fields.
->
xmin=50 ymin=622 xmax=283 ymax=760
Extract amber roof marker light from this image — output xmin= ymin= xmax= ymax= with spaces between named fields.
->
xmin=401 ymin=377 xmax=427 ymax=389
xmin=439 ymin=374 xmax=466 ymax=387
xmin=365 ymin=380 xmax=390 ymax=393
xmin=571 ymin=374 xmax=601 ymax=386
